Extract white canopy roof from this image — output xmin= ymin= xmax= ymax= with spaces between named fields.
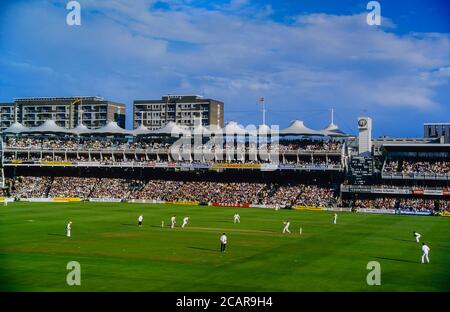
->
xmin=26 ymin=120 xmax=70 ymax=134
xmin=131 ymin=124 xmax=152 ymax=136
xmin=246 ymin=124 xmax=276 ymax=136
xmin=2 ymin=122 xmax=29 ymax=134
xmin=192 ymin=124 xmax=211 ymax=136
xmin=1 ymin=120 xmax=350 ymax=138
xmin=91 ymin=121 xmax=130 ymax=135
xmin=322 ymin=122 xmax=349 ymax=137
xmin=324 ymin=122 xmax=338 ymax=131
xmin=152 ymin=122 xmax=189 ymax=136
xmin=223 ymin=121 xmax=246 ymax=135
xmin=70 ymin=124 xmax=90 ymax=135
xmin=280 ymin=120 xmax=323 ymax=136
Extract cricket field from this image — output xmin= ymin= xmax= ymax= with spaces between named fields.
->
xmin=0 ymin=202 xmax=449 ymax=291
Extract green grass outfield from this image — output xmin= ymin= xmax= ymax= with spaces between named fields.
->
xmin=0 ymin=201 xmax=449 ymax=292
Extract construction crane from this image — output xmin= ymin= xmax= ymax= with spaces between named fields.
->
xmin=69 ymin=98 xmax=82 ymax=128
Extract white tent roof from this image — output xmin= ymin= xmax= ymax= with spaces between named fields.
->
xmin=322 ymin=122 xmax=349 ymax=137
xmin=91 ymin=121 xmax=130 ymax=135
xmin=280 ymin=120 xmax=323 ymax=136
xmin=3 ymin=122 xmax=29 ymax=134
xmin=259 ymin=124 xmax=271 ymax=135
xmin=246 ymin=124 xmax=275 ymax=136
xmin=207 ymin=124 xmax=223 ymax=135
xmin=324 ymin=122 xmax=338 ymax=131
xmin=26 ymin=120 xmax=70 ymax=134
xmin=131 ymin=124 xmax=152 ymax=136
xmin=70 ymin=124 xmax=91 ymax=135
xmin=223 ymin=121 xmax=246 ymax=135
xmin=192 ymin=124 xmax=211 ymax=136
xmin=153 ymin=122 xmax=188 ymax=136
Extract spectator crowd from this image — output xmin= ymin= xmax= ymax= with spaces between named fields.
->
xmin=7 ymin=176 xmax=338 ymax=207
xmin=384 ymin=160 xmax=450 ymax=175
xmin=345 ymin=198 xmax=449 ymax=212
xmin=5 ymin=137 xmax=342 ymax=153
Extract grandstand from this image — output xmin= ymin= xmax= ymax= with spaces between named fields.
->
xmin=0 ymin=115 xmax=448 ymax=215
xmin=1 ymin=114 xmax=450 ymax=293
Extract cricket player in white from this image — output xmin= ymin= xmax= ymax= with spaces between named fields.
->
xmin=220 ymin=233 xmax=227 ymax=252
xmin=138 ymin=214 xmax=143 ymax=227
xmin=233 ymin=213 xmax=240 ymax=224
xmin=171 ymin=215 xmax=176 ymax=229
xmin=333 ymin=213 xmax=337 ymax=224
xmin=182 ymin=216 xmax=189 ymax=228
xmin=282 ymin=220 xmax=291 ymax=234
xmin=413 ymin=231 xmax=421 ymax=243
xmin=421 ymin=243 xmax=430 ymax=264
xmin=66 ymin=221 xmax=72 ymax=237
xmin=275 ymin=204 xmax=280 ymax=211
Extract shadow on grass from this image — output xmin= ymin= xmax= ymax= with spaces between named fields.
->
xmin=48 ymin=233 xmax=67 ymax=237
xmin=188 ymin=246 xmax=219 ymax=252
xmin=122 ymin=223 xmax=165 ymax=228
xmin=391 ymin=238 xmax=414 ymax=243
xmin=121 ymin=223 xmax=137 ymax=226
xmin=150 ymin=225 xmax=170 ymax=228
xmin=374 ymin=256 xmax=417 ymax=264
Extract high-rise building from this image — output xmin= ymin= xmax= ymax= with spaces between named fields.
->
xmin=0 ymin=96 xmax=126 ymax=130
xmin=133 ymin=95 xmax=224 ymax=130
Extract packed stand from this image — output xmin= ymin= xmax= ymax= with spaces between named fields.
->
xmin=47 ymin=177 xmax=97 ymax=198
xmin=383 ymin=159 xmax=449 ymax=175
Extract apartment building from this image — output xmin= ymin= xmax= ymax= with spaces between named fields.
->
xmin=133 ymin=95 xmax=224 ymax=130
xmin=0 ymin=96 xmax=126 ymax=130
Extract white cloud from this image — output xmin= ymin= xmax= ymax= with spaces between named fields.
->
xmin=2 ymin=0 xmax=450 ymax=131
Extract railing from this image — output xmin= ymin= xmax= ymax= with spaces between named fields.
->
xmin=381 ymin=171 xmax=450 ymax=180
xmin=341 ymin=184 xmax=450 ymax=195
xmin=3 ymin=146 xmax=342 ymax=155
xmin=2 ymin=159 xmax=344 ymax=171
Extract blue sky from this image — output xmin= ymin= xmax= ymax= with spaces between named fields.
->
xmin=1 ymin=0 xmax=449 ymax=137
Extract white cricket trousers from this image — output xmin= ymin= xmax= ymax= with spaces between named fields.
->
xmin=421 ymin=252 xmax=429 ymax=263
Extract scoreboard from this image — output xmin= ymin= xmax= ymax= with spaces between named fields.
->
xmin=349 ymin=156 xmax=374 ymax=185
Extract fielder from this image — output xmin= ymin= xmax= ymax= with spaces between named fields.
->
xmin=171 ymin=215 xmax=176 ymax=229
xmin=413 ymin=231 xmax=421 ymax=243
xmin=182 ymin=216 xmax=189 ymax=228
xmin=66 ymin=221 xmax=72 ymax=237
xmin=220 ymin=233 xmax=227 ymax=253
xmin=282 ymin=220 xmax=291 ymax=234
xmin=233 ymin=213 xmax=240 ymax=224
xmin=138 ymin=214 xmax=143 ymax=227
xmin=333 ymin=213 xmax=338 ymax=224
xmin=421 ymin=243 xmax=430 ymax=264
